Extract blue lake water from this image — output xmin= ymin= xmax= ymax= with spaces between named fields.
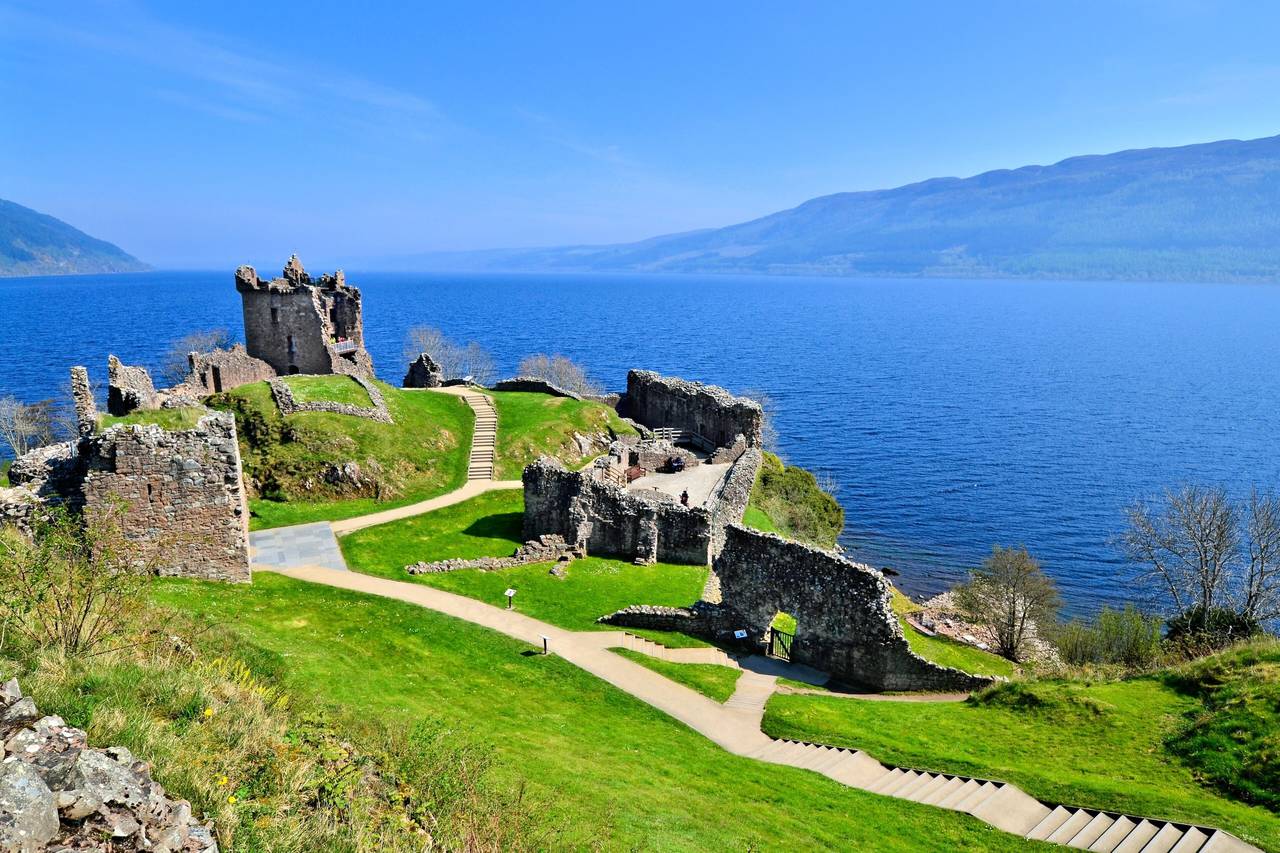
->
xmin=5 ymin=270 xmax=1280 ymax=616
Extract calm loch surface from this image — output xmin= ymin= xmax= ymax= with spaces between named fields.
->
xmin=5 ymin=270 xmax=1279 ymax=615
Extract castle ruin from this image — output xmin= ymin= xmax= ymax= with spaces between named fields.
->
xmin=236 ymin=255 xmax=374 ymax=378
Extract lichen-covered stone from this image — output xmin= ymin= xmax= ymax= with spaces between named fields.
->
xmin=0 ymin=760 xmax=58 ymax=853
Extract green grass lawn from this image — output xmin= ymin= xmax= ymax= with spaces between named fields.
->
xmin=98 ymin=406 xmax=209 ymax=430
xmin=763 ymin=679 xmax=1280 ymax=850
xmin=283 ymin=374 xmax=373 ymax=407
xmin=149 ymin=573 xmax=1042 ymax=851
xmin=614 ymin=649 xmax=742 ymax=702
xmin=340 ymin=489 xmax=714 ymax=647
xmin=890 ymin=588 xmax=1017 ymax=678
xmin=742 ymin=505 xmax=780 ymax=534
xmin=209 ymin=380 xmax=472 ymax=529
xmin=487 ymin=390 xmax=636 ymax=479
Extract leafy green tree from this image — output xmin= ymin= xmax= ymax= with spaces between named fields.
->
xmin=956 ymin=545 xmax=1061 ymax=661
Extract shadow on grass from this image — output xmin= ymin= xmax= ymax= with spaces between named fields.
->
xmin=463 ymin=512 xmax=523 ymax=542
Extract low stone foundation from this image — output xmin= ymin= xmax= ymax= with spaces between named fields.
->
xmin=405 ymin=534 xmax=581 ymax=574
xmin=490 ymin=376 xmax=583 ymax=399
xmin=268 ymin=375 xmax=392 ymax=423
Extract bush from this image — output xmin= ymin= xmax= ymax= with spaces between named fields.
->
xmin=1055 ymin=605 xmax=1165 ymax=671
xmin=748 ymin=452 xmax=845 ymax=549
xmin=516 ymin=353 xmax=602 ymax=397
xmin=1165 ymin=605 xmax=1259 ymax=654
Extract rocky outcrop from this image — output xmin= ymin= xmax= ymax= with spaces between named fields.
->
xmin=402 ymin=353 xmax=443 ymax=389
xmin=107 ymin=356 xmax=159 ymax=417
xmin=0 ymin=677 xmax=217 ymax=852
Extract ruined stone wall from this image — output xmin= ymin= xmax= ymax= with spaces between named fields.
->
xmin=522 ymin=458 xmax=713 ymax=564
xmin=81 ymin=412 xmax=250 ymax=582
xmin=403 ymin=352 xmax=443 ymax=388
xmin=708 ymin=448 xmax=762 ymax=558
xmin=267 ymin=375 xmax=392 ymax=423
xmin=106 ymin=355 xmax=158 ymax=416
xmin=623 ymin=370 xmax=763 ymax=448
xmin=712 ymin=526 xmax=990 ymax=692
xmin=490 ymin=377 xmax=583 ymax=400
xmin=236 ymin=257 xmax=374 ymax=378
xmin=69 ymin=366 xmax=97 ymax=436
xmin=187 ymin=344 xmax=275 ymax=394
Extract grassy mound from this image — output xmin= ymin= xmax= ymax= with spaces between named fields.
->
xmin=148 ymin=573 xmax=1039 ymax=851
xmin=488 ymin=390 xmax=635 ymax=479
xmin=763 ymin=664 xmax=1280 ymax=849
xmin=283 ymin=374 xmax=373 ymax=407
xmin=208 ymin=380 xmax=471 ymax=529
xmin=746 ymin=452 xmax=844 ymax=549
xmin=1164 ymin=639 xmax=1280 ymax=812
xmin=890 ymin=589 xmax=1017 ymax=678
xmin=613 ymin=650 xmax=742 ymax=702
xmin=98 ymin=406 xmax=209 ymax=430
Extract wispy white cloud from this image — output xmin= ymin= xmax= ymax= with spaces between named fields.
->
xmin=1158 ymin=64 xmax=1280 ymax=108
xmin=515 ymin=107 xmax=641 ymax=168
xmin=0 ymin=0 xmax=445 ymax=138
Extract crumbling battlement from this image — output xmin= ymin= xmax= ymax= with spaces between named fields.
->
xmin=186 ymin=344 xmax=275 ymax=395
xmin=622 ymin=370 xmax=763 ymax=449
xmin=236 ymin=255 xmax=374 ymax=378
xmin=403 ymin=352 xmax=443 ymax=388
xmin=106 ymin=355 xmax=159 ymax=416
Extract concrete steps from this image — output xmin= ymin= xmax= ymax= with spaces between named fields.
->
xmin=745 ymin=736 xmax=1260 ymax=852
xmin=460 ymin=393 xmax=498 ymax=481
xmin=613 ymin=632 xmax=737 ymax=666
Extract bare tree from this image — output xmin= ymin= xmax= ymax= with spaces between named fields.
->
xmin=404 ymin=325 xmax=496 ymax=385
xmin=162 ymin=328 xmax=232 ymax=385
xmin=1241 ymin=489 xmax=1280 ymax=622
xmin=955 ymin=545 xmax=1061 ymax=661
xmin=1122 ymin=485 xmax=1240 ymax=618
xmin=517 ymin=353 xmax=602 ymax=396
xmin=0 ymin=396 xmax=56 ymax=458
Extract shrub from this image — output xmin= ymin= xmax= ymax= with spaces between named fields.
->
xmin=955 ymin=546 xmax=1060 ymax=662
xmin=1054 ymin=605 xmax=1164 ymax=671
xmin=517 ymin=353 xmax=602 ymax=397
xmin=1164 ymin=605 xmax=1260 ymax=655
xmin=748 ymin=452 xmax=845 ymax=549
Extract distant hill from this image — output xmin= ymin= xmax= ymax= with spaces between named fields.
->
xmin=389 ymin=134 xmax=1280 ymax=282
xmin=0 ymin=198 xmax=148 ymax=277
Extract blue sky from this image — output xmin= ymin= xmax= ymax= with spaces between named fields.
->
xmin=3 ymin=0 xmax=1280 ymax=268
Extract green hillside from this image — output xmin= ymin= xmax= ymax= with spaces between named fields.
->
xmin=0 ymin=197 xmax=149 ymax=277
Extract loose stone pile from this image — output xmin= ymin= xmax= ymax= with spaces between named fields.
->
xmin=0 ymin=678 xmax=217 ymax=852
xmin=405 ymin=534 xmax=581 ymax=575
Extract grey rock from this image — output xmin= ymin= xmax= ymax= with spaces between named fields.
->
xmin=0 ymin=760 xmax=59 ymax=853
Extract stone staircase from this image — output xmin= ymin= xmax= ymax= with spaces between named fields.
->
xmin=461 ymin=392 xmax=497 ymax=480
xmin=616 ymin=632 xmax=737 ymax=666
xmin=750 ymin=739 xmax=1258 ymax=852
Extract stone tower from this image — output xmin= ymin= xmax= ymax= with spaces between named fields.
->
xmin=235 ymin=255 xmax=374 ymax=377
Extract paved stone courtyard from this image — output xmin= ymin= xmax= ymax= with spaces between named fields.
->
xmin=249 ymin=522 xmax=348 ymax=572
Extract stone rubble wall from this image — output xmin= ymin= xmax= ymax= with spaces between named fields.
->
xmin=405 ymin=534 xmax=580 ymax=574
xmin=69 ymin=366 xmax=97 ymax=437
xmin=708 ymin=434 xmax=749 ymax=465
xmin=712 ymin=526 xmax=991 ymax=692
xmin=267 ymin=376 xmax=392 ymax=423
xmin=185 ymin=345 xmax=275 ymax=395
xmin=81 ymin=413 xmax=251 ymax=583
xmin=402 ymin=353 xmax=443 ymax=388
xmin=0 ymin=677 xmax=218 ymax=853
xmin=522 ymin=458 xmax=713 ymax=565
xmin=707 ymin=448 xmax=763 ymax=561
xmin=106 ymin=355 xmax=160 ymax=417
xmin=622 ymin=370 xmax=763 ymax=448
xmin=489 ymin=377 xmax=582 ymax=400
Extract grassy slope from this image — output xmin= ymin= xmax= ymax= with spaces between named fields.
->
xmin=747 ymin=451 xmax=844 ymax=549
xmin=340 ymin=489 xmax=713 ymax=648
xmin=98 ymin=407 xmax=209 ymax=430
xmin=890 ymin=589 xmax=1017 ymax=679
xmin=283 ymin=374 xmax=372 ymax=407
xmin=488 ymin=390 xmax=635 ymax=479
xmin=210 ymin=380 xmax=471 ymax=530
xmin=150 ymin=574 xmax=1039 ymax=852
xmin=763 ymin=677 xmax=1280 ymax=850
xmin=613 ymin=649 xmax=742 ymax=702
xmin=742 ymin=505 xmax=780 ymax=534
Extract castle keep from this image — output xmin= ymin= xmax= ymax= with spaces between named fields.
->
xmin=236 ymin=255 xmax=374 ymax=378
